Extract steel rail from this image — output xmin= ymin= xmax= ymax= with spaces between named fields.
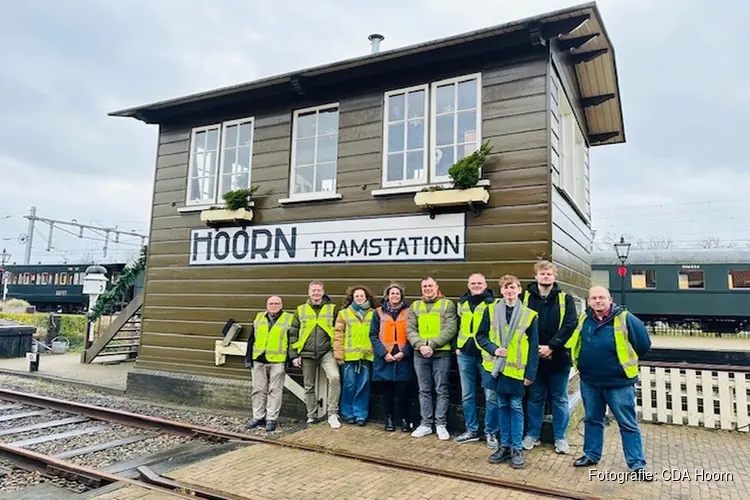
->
xmin=0 ymin=388 xmax=601 ymax=500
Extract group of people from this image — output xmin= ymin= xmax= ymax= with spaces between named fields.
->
xmin=243 ymin=261 xmax=653 ymax=474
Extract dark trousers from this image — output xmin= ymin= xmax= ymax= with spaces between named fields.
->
xmin=381 ymin=381 xmax=411 ymax=422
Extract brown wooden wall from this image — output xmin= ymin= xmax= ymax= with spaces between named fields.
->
xmin=548 ymin=48 xmax=593 ymax=299
xmin=138 ymin=51 xmax=554 ymax=380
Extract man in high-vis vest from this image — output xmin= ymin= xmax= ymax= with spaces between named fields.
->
xmin=566 ymin=286 xmax=652 ymax=477
xmin=520 ymin=261 xmax=578 ymax=455
xmin=288 ymin=280 xmax=342 ymax=429
xmin=406 ymin=276 xmax=457 ymax=440
xmin=452 ymin=273 xmax=500 ymax=449
xmin=244 ymin=295 xmax=293 ymax=432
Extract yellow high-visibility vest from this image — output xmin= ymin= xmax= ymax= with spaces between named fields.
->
xmin=456 ymin=301 xmax=493 ymax=362
xmin=291 ymin=303 xmax=335 ymax=353
xmin=481 ymin=304 xmax=537 ymax=380
xmin=341 ymin=307 xmax=374 ymax=362
xmin=565 ymin=311 xmax=640 ymax=378
xmin=522 ymin=291 xmax=566 ymax=330
xmin=252 ymin=311 xmax=293 ymax=363
xmin=411 ymin=298 xmax=452 ymax=351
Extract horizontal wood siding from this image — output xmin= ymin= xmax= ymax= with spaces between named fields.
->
xmin=139 ymin=53 xmax=552 ymax=378
xmin=548 ymin=56 xmax=592 ymax=299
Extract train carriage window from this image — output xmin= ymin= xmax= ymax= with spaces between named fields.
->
xmin=678 ymin=270 xmax=704 ymax=289
xmin=728 ymin=270 xmax=750 ymax=289
xmin=631 ymin=269 xmax=656 ymax=289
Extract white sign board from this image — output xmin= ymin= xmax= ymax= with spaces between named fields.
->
xmin=189 ymin=213 xmax=466 ymax=266
xmin=82 ymin=276 xmax=107 ymax=295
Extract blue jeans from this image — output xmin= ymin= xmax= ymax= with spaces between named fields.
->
xmin=340 ymin=361 xmax=371 ymax=422
xmin=457 ymin=353 xmax=499 ymax=436
xmin=496 ymin=393 xmax=524 ymax=450
xmin=526 ymin=368 xmax=570 ymax=441
xmin=580 ymin=380 xmax=647 ymax=470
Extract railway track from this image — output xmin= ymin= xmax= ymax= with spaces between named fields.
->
xmin=0 ymin=388 xmax=601 ymax=500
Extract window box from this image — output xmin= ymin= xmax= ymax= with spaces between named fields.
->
xmin=200 ymin=207 xmax=254 ymax=225
xmin=414 ymin=186 xmax=490 ymax=218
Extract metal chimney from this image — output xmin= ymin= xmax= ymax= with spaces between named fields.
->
xmin=368 ymin=34 xmax=385 ymax=54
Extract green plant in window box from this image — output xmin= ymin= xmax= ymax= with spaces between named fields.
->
xmin=200 ymin=185 xmax=260 ymax=225
xmin=414 ymin=142 xmax=492 ymax=216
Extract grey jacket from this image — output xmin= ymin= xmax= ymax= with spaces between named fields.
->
xmin=406 ymin=295 xmax=457 ymax=358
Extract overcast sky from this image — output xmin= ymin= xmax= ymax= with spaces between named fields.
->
xmin=1 ymin=0 xmax=748 ymax=266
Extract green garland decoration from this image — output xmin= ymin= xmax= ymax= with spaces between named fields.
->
xmin=87 ymin=245 xmax=147 ymax=321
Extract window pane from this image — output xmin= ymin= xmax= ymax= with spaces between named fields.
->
xmin=406 ymin=151 xmax=423 ymax=180
xmin=315 ymin=162 xmax=336 ymax=192
xmin=406 ymin=119 xmax=424 ymax=150
xmin=295 ymin=138 xmax=315 ymax=166
xmin=436 ymin=115 xmax=454 ymax=146
xmin=456 ymin=143 xmax=478 ymax=162
xmin=407 ymin=90 xmax=425 ymax=118
xmin=189 ymin=175 xmax=215 ymax=202
xmin=296 ymin=113 xmax=316 ymax=138
xmin=193 ymin=151 xmax=216 ymax=178
xmin=435 ymin=84 xmax=455 ymax=113
xmin=388 ymin=94 xmax=405 ymax=122
xmin=388 ymin=123 xmax=405 ymax=153
xmin=728 ymin=270 xmax=750 ymax=289
xmin=387 ymin=153 xmax=404 ymax=182
xmin=294 ymin=165 xmax=314 ymax=194
xmin=193 ymin=131 xmax=207 ymax=152
xmin=317 ymin=135 xmax=338 ymax=163
xmin=457 ymin=79 xmax=477 ymax=110
xmin=221 ymin=150 xmax=236 ymax=176
xmin=237 ymin=146 xmax=251 ymax=173
xmin=317 ymin=108 xmax=339 ymax=135
xmin=631 ymin=270 xmax=656 ymax=289
xmin=238 ymin=123 xmax=252 ymax=146
xmin=456 ymin=110 xmax=477 ymax=144
xmin=225 ymin=124 xmax=238 ymax=147
xmin=205 ymin=128 xmax=218 ymax=150
xmin=678 ymin=270 xmax=704 ymax=289
xmin=435 ymin=146 xmax=454 ymax=177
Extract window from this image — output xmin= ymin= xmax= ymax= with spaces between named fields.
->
xmin=678 ymin=269 xmax=704 ymax=289
xmin=631 ymin=269 xmax=656 ymax=289
xmin=728 ymin=269 xmax=750 ymax=289
xmin=591 ymin=269 xmax=610 ymax=289
xmin=186 ymin=118 xmax=254 ymax=206
xmin=289 ymin=104 xmax=339 ymax=199
xmin=558 ymin=87 xmax=588 ymax=215
xmin=381 ymin=74 xmax=481 ymax=189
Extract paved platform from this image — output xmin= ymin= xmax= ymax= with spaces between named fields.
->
xmin=650 ymin=335 xmax=750 ymax=352
xmin=88 ymin=485 xmax=177 ymax=499
xmin=0 ymin=352 xmax=132 ymax=392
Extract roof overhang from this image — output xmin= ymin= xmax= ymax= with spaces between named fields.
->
xmin=109 ymin=2 xmax=624 ymax=146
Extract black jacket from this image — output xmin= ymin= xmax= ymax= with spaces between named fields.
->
xmin=521 ymin=282 xmax=577 ymax=373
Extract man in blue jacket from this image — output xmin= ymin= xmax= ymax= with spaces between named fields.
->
xmin=566 ymin=286 xmax=652 ymax=476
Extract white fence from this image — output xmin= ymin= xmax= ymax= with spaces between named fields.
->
xmin=636 ymin=363 xmax=750 ymax=433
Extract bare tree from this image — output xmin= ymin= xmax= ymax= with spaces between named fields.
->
xmin=698 ymin=237 xmax=737 ymax=249
xmin=644 ymin=235 xmax=673 ymax=250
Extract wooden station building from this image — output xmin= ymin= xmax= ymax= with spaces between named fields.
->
xmin=110 ymin=2 xmax=626 ymax=422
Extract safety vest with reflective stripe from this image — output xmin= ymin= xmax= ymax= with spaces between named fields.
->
xmin=291 ymin=303 xmax=335 ymax=353
xmin=456 ymin=301 xmax=494 ymax=362
xmin=376 ymin=307 xmax=408 ymax=354
xmin=252 ymin=311 xmax=293 ymax=363
xmin=411 ymin=298 xmax=452 ymax=351
xmin=341 ymin=307 xmax=374 ymax=362
xmin=564 ymin=311 xmax=640 ymax=379
xmin=481 ymin=304 xmax=538 ymax=380
xmin=522 ymin=291 xmax=566 ymax=330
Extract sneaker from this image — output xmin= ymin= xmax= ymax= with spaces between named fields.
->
xmin=488 ymin=446 xmax=511 ymax=464
xmin=554 ymin=438 xmax=570 ymax=454
xmin=328 ymin=414 xmax=342 ymax=429
xmin=454 ymin=431 xmax=480 ymax=444
xmin=265 ymin=420 xmax=277 ymax=432
xmin=521 ymin=435 xmax=540 ymax=451
xmin=356 ymin=419 xmax=366 ymax=426
xmin=246 ymin=418 xmax=265 ymax=429
xmin=306 ymin=417 xmax=315 ymax=424
xmin=436 ymin=425 xmax=450 ymax=441
xmin=345 ymin=417 xmax=356 ymax=425
xmin=411 ymin=425 xmax=433 ymax=438
xmin=510 ymin=449 xmax=525 ymax=469
xmin=486 ymin=433 xmax=499 ymax=449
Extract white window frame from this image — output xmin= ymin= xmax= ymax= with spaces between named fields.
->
xmin=287 ymin=102 xmax=340 ymax=202
xmin=381 ymin=84 xmax=430 ymax=188
xmin=429 ymin=72 xmax=483 ymax=185
xmin=379 ymin=73 xmax=483 ymax=190
xmin=184 ymin=117 xmax=255 ymax=207
xmin=558 ymin=88 xmax=588 ymax=216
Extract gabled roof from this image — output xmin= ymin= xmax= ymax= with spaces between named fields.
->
xmin=109 ymin=2 xmax=625 ymax=146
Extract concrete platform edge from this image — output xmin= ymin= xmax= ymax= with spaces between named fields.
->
xmin=0 ymin=367 xmax=126 ymax=395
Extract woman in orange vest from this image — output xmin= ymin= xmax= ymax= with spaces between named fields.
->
xmin=369 ymin=283 xmax=415 ymax=432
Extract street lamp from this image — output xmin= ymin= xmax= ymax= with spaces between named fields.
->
xmin=613 ymin=236 xmax=631 ymax=307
